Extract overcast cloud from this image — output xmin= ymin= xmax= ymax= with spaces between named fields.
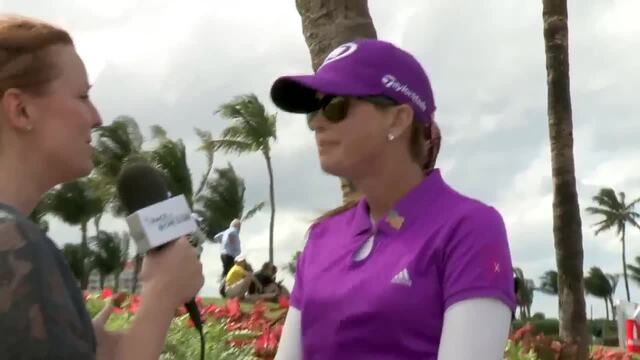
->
xmin=3 ymin=0 xmax=639 ymax=319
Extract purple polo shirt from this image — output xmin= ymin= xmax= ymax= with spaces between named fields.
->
xmin=290 ymin=169 xmax=516 ymax=359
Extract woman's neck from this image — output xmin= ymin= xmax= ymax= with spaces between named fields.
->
xmin=0 ymin=151 xmax=49 ymax=216
xmin=352 ymin=159 xmax=424 ymax=222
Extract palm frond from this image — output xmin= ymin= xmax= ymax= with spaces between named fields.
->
xmin=149 ymin=137 xmax=193 ymax=205
xmin=591 ymin=188 xmax=622 ymax=210
xmin=627 ymin=259 xmax=640 ymax=286
xmin=212 ymin=139 xmax=256 ymax=155
xmin=151 ymin=125 xmax=168 ymax=140
xmin=194 ymin=163 xmax=246 ymax=238
xmin=243 ymin=201 xmax=266 ymax=221
xmin=586 ymin=207 xmax=619 ymax=218
xmin=627 ymin=196 xmax=640 ymax=210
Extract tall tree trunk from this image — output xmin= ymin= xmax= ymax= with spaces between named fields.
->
xmin=609 ymin=297 xmax=616 ymax=321
xmin=264 ymin=151 xmax=276 ymax=263
xmin=296 ymin=0 xmax=377 ymax=204
xmin=80 ymin=221 xmax=89 ymax=290
xmin=94 ymin=214 xmax=102 ymax=235
xmin=604 ymin=298 xmax=609 ymax=321
xmin=622 ymin=226 xmax=630 ymax=301
xmin=114 ymin=272 xmax=120 ymax=292
xmin=132 ymin=254 xmax=142 ymax=293
xmin=99 ymin=273 xmax=105 ymax=290
xmin=542 ymin=0 xmax=588 ymax=356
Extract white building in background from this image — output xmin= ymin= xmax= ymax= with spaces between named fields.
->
xmin=87 ymin=259 xmax=141 ymax=293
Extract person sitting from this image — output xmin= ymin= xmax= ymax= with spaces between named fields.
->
xmin=248 ymin=262 xmax=290 ymax=301
xmin=224 ymin=254 xmax=252 ymax=299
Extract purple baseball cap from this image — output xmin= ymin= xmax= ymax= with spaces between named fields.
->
xmin=270 ymin=39 xmax=436 ymax=123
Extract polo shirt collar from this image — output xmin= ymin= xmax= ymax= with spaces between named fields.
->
xmin=350 ymin=169 xmax=446 ymax=237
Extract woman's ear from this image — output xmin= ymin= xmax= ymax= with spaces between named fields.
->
xmin=1 ymin=89 xmax=34 ymax=132
xmin=386 ymin=104 xmax=414 ymax=140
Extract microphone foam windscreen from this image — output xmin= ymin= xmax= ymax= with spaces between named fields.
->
xmin=116 ymin=163 xmax=170 ymax=214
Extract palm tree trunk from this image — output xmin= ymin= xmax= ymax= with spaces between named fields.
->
xmin=622 ymin=226 xmax=630 ymax=301
xmin=264 ymin=151 xmax=276 ymax=263
xmin=296 ymin=0 xmax=376 ymax=204
xmin=609 ymin=296 xmax=616 ymax=321
xmin=94 ymin=214 xmax=102 ymax=235
xmin=542 ymin=0 xmax=588 ymax=356
xmin=114 ymin=272 xmax=120 ymax=292
xmin=80 ymin=221 xmax=89 ymax=290
xmin=132 ymin=254 xmax=142 ymax=293
xmin=604 ymin=298 xmax=609 ymax=321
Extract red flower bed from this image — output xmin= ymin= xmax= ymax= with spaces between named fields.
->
xmin=93 ymin=288 xmax=288 ymax=359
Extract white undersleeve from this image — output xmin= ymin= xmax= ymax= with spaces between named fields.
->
xmin=437 ymin=298 xmax=512 ymax=360
xmin=274 ymin=298 xmax=511 ymax=360
xmin=274 ymin=306 xmax=302 ymax=360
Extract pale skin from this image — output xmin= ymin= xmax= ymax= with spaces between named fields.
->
xmin=0 ymin=44 xmax=204 ymax=360
xmin=310 ymin=97 xmax=422 ymax=221
xmin=275 ymin=97 xmax=512 ymax=359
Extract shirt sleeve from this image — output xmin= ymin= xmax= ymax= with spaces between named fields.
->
xmin=442 ymin=205 xmax=517 ymax=312
xmin=0 ymin=219 xmax=52 ymax=358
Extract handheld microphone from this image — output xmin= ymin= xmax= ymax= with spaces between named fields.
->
xmin=116 ymin=163 xmax=205 ymax=359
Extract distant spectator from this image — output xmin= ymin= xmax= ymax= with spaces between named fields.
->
xmin=249 ymin=262 xmax=290 ymax=301
xmin=216 ymin=219 xmax=242 ymax=279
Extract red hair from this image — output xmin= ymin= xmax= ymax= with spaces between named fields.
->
xmin=0 ymin=15 xmax=73 ymax=96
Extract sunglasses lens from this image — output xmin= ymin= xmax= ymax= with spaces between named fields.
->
xmin=323 ymin=97 xmax=348 ymax=122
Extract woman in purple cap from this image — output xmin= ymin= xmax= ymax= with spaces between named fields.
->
xmin=270 ymin=39 xmax=517 ymax=360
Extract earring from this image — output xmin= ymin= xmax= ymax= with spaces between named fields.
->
xmin=387 ymin=133 xmax=395 ymax=141
xmin=25 ymin=125 xmax=33 ymax=131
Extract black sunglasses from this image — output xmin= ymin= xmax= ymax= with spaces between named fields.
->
xmin=306 ymin=95 xmax=398 ymax=128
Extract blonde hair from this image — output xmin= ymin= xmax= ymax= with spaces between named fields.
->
xmin=0 ymin=15 xmax=73 ymax=96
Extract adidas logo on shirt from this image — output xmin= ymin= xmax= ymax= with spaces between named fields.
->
xmin=391 ymin=268 xmax=412 ymax=287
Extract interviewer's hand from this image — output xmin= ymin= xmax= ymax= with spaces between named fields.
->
xmin=139 ymin=237 xmax=204 ymax=307
xmin=93 ymin=302 xmax=122 ymax=360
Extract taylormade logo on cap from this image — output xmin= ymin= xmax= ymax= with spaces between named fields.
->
xmin=381 ymin=74 xmax=427 ymax=112
xmin=320 ymin=42 xmax=358 ymax=68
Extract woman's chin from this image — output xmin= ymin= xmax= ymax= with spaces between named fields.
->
xmin=319 ymin=160 xmax=349 ymax=178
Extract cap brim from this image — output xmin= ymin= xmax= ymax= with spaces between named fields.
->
xmin=270 ymin=74 xmax=376 ymax=114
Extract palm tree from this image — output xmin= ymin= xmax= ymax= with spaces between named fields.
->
xmin=627 ymin=256 xmax=640 ymax=287
xmin=93 ymin=115 xmax=147 ymax=290
xmin=286 ymin=251 xmax=301 ymax=275
xmin=296 ymin=0 xmax=376 ymax=204
xmin=92 ymin=115 xmax=147 ymax=216
xmin=586 ymin=188 xmax=640 ymax=302
xmin=28 ymin=193 xmax=51 ymax=233
xmin=214 ymin=94 xmax=277 ymax=262
xmin=195 ymin=163 xmax=265 ymax=239
xmin=584 ymin=267 xmax=618 ymax=321
xmin=542 ymin=0 xmax=588 ymax=354
xmin=513 ymin=267 xmax=535 ymax=320
xmin=115 ymin=232 xmax=130 ymax=292
xmin=61 ymin=243 xmax=86 ymax=283
xmin=90 ymin=231 xmax=127 ymax=290
xmin=48 ymin=179 xmax=106 ymax=289
xmin=149 ymin=125 xmax=194 ymax=206
xmin=538 ymin=270 xmax=559 ymax=295
xmin=93 ymin=116 xmax=145 ymax=179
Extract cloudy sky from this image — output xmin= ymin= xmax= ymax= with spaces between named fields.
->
xmin=4 ymin=0 xmax=639 ymax=319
